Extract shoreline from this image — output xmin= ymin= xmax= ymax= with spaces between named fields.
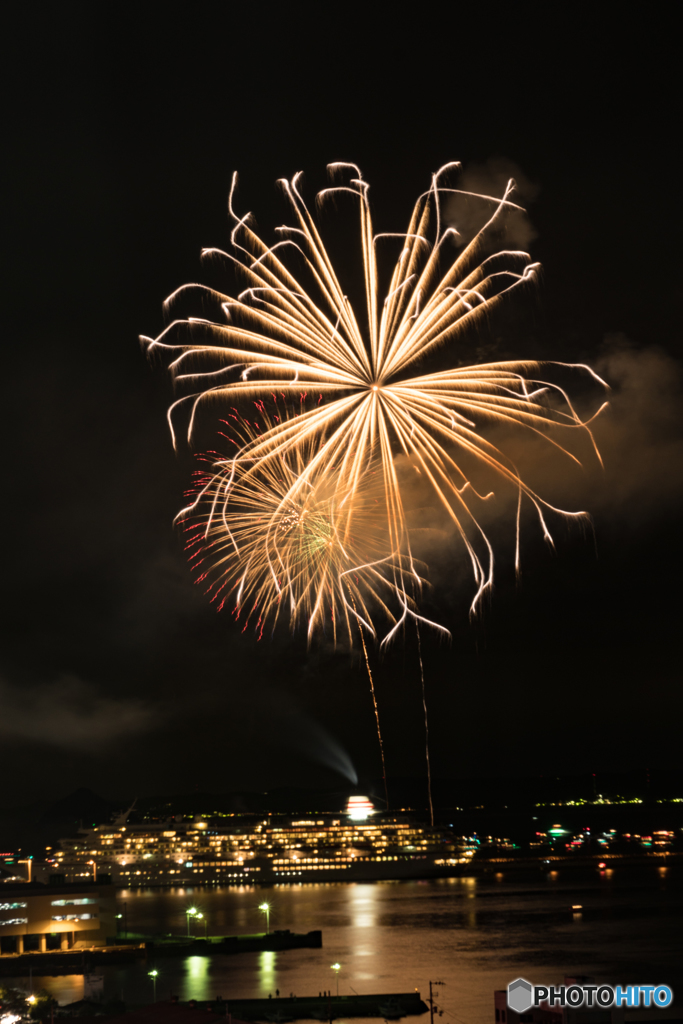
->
xmin=107 ymin=850 xmax=682 ymax=888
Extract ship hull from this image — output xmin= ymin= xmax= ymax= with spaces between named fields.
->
xmin=270 ymin=857 xmax=469 ymax=883
xmin=83 ymin=856 xmax=471 ymax=888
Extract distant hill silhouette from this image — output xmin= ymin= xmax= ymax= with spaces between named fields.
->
xmin=39 ymin=786 xmax=121 ymax=827
xmin=0 ymin=788 xmax=125 ymax=860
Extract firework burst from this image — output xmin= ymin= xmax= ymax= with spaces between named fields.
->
xmin=182 ymin=403 xmax=426 ymax=646
xmin=144 ymin=162 xmax=607 ymax=644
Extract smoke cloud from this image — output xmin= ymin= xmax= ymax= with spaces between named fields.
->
xmin=589 ymin=335 xmax=683 ymax=520
xmin=445 ymin=157 xmax=539 ymax=250
xmin=0 ymin=673 xmax=158 ymax=751
xmin=388 ymin=335 xmax=683 ymax=606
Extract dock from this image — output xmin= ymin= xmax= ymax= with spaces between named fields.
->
xmin=126 ymin=929 xmax=322 ymax=957
xmin=211 ymin=992 xmax=428 ymax=1021
xmin=0 ymin=931 xmax=322 ymax=977
xmin=0 ymin=943 xmax=145 ymax=977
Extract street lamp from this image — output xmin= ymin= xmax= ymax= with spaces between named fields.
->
xmin=186 ymin=907 xmax=198 ymax=936
xmin=331 ymin=963 xmax=341 ymax=997
xmin=149 ymin=970 xmax=158 ymax=1002
xmin=259 ymin=902 xmax=270 ymax=934
xmin=196 ymin=912 xmax=208 ymax=939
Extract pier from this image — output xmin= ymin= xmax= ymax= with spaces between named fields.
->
xmin=126 ymin=929 xmax=323 ymax=958
xmin=0 ymin=943 xmax=145 ymax=977
xmin=205 ymin=991 xmax=429 ymax=1021
xmin=0 ymin=931 xmax=322 ymax=977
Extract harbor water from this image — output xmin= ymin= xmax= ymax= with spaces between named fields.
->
xmin=15 ymin=865 xmax=683 ymax=1024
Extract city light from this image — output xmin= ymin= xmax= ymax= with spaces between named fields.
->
xmin=331 ymin=962 xmax=341 ymax=997
xmin=259 ymin=902 xmax=270 ymax=934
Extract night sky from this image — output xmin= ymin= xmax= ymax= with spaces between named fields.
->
xmin=2 ymin=9 xmax=681 ymax=806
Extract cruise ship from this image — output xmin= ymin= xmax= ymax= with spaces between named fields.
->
xmin=40 ymin=797 xmax=475 ymax=887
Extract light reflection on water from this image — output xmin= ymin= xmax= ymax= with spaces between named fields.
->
xmin=11 ymin=975 xmax=86 ymax=1004
xmin=352 ymin=885 xmax=377 ymax=930
xmin=22 ymin=868 xmax=683 ymax=1024
xmin=259 ymin=951 xmax=277 ymax=996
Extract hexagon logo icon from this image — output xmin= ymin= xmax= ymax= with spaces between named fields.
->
xmin=508 ymin=978 xmax=533 ymax=1014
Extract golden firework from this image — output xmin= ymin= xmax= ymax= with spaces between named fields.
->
xmin=182 ymin=404 xmax=427 ymax=646
xmin=144 ymin=162 xmax=607 ymax=643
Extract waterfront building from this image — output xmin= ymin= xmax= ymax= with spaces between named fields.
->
xmin=0 ymin=882 xmax=116 ymax=954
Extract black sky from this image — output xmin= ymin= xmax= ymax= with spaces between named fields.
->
xmin=2 ymin=8 xmax=681 ymax=806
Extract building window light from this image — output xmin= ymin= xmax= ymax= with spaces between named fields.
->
xmin=51 ymin=898 xmax=97 ymax=906
xmin=52 ymin=913 xmax=98 ymax=921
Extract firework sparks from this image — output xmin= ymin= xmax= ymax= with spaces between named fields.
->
xmin=182 ymin=404 xmax=426 ymax=646
xmin=144 ymin=162 xmax=608 ymax=644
